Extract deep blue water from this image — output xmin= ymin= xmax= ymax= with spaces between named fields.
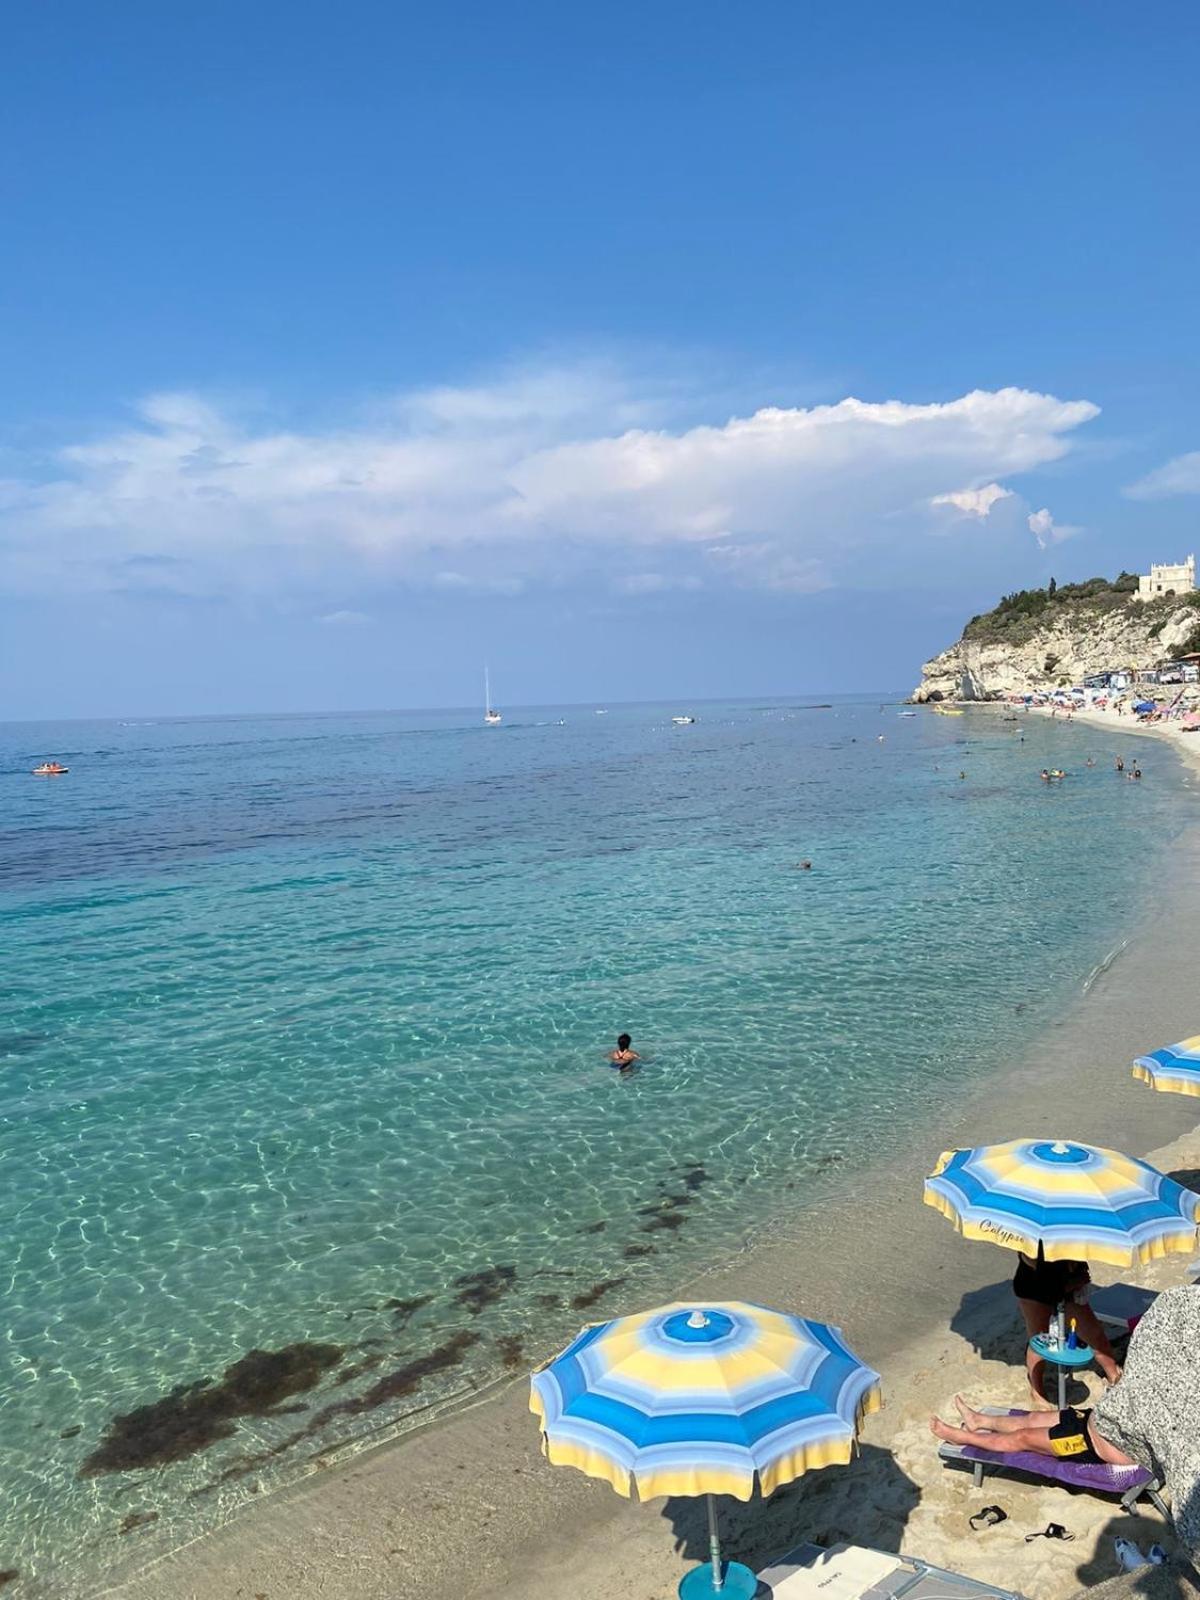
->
xmin=0 ymin=699 xmax=1187 ymax=1592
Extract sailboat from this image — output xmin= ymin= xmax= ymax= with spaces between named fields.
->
xmin=483 ymin=666 xmax=502 ymax=725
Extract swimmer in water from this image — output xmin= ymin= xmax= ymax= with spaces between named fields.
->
xmin=1041 ymin=769 xmax=1051 ymax=781
xmin=609 ymin=1033 xmax=640 ymax=1070
xmin=797 ymin=859 xmax=812 ymax=871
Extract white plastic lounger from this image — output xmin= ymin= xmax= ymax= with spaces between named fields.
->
xmin=937 ymin=1407 xmax=1168 ymax=1518
xmin=758 ymin=1541 xmax=1027 ymax=1599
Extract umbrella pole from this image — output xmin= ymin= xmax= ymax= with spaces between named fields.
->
xmin=706 ymin=1494 xmax=724 ymax=1591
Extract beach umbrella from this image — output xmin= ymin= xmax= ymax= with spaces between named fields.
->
xmin=1134 ymin=1036 xmax=1200 ymax=1098
xmin=924 ymin=1138 xmax=1200 ymax=1266
xmin=1133 ymin=700 xmax=1157 ymax=713
xmin=530 ymin=1300 xmax=881 ymax=1599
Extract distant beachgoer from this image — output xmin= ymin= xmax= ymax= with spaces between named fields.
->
xmin=1086 ymin=757 xmax=1095 ymax=767
xmin=609 ymin=1033 xmax=640 ymax=1070
xmin=1012 ymin=1246 xmax=1121 ymax=1401
xmin=1041 ymin=769 xmax=1051 ymax=781
xmin=1133 ymin=765 xmax=1142 ymax=780
xmin=797 ymin=860 xmax=812 ymax=871
xmin=1115 ymin=757 xmax=1125 ymax=772
xmin=959 ymin=770 xmax=966 ymax=780
xmin=930 ymin=1396 xmax=1134 ymax=1467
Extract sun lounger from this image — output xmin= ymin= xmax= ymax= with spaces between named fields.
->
xmin=937 ymin=1409 xmax=1168 ymax=1517
xmin=1089 ymin=1283 xmax=1158 ymax=1332
xmin=758 ymin=1540 xmax=1027 ymax=1598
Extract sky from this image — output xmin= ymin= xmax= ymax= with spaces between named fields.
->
xmin=3 ymin=1 xmax=1200 ymax=718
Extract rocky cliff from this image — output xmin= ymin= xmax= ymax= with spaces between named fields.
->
xmin=912 ymin=577 xmax=1200 ymax=702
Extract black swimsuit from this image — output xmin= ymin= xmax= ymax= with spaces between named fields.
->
xmin=1012 ymin=1247 xmax=1090 ymax=1308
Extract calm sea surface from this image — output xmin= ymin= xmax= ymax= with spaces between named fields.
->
xmin=0 ymin=699 xmax=1188 ymax=1591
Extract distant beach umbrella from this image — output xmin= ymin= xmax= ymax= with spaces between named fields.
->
xmin=1134 ymin=1036 xmax=1200 ymax=1099
xmin=1133 ymin=700 xmax=1158 ymax=713
xmin=530 ymin=1300 xmax=881 ymax=1599
xmin=924 ymin=1139 xmax=1200 ymax=1267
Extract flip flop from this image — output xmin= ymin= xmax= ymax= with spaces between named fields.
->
xmin=969 ymin=1506 xmax=1008 ymax=1530
xmin=1026 ymin=1523 xmax=1074 ymax=1543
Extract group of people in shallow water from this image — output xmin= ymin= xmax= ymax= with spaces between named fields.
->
xmin=1041 ymin=755 xmax=1142 ymax=782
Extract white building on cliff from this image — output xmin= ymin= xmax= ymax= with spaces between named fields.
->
xmin=1136 ymin=554 xmax=1196 ymax=600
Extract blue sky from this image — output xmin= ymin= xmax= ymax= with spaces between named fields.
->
xmin=3 ymin=0 xmax=1200 ymax=717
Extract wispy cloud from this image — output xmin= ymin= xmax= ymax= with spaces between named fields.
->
xmin=316 ymin=609 xmax=372 ymax=626
xmin=1125 ymin=451 xmax=1200 ymax=499
xmin=930 ymin=483 xmax=1013 ymax=519
xmin=0 ymin=362 xmax=1099 ymax=601
xmin=1028 ymin=507 xmax=1081 ymax=549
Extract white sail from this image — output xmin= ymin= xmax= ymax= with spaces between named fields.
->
xmin=484 ymin=666 xmax=502 ymax=724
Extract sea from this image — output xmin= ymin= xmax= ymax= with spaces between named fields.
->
xmin=0 ymin=697 xmax=1189 ymax=1593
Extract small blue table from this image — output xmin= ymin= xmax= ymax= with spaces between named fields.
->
xmin=1029 ymin=1331 xmax=1093 ymax=1409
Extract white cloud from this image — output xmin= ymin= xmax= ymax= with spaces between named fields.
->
xmin=317 ymin=609 xmax=371 ymax=626
xmin=1125 ymin=452 xmax=1200 ymax=499
xmin=1028 ymin=507 xmax=1082 ymax=549
xmin=0 ymin=365 xmax=1100 ymax=601
xmin=930 ymin=483 xmax=1013 ymax=518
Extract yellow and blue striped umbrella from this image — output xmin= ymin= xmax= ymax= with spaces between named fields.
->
xmin=1134 ymin=1036 xmax=1200 ymax=1099
xmin=924 ymin=1138 xmax=1200 ymax=1267
xmin=530 ymin=1300 xmax=881 ymax=1502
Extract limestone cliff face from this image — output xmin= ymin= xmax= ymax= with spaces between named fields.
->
xmin=912 ymin=600 xmax=1197 ymax=702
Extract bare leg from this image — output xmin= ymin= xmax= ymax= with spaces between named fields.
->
xmin=930 ymin=1416 xmax=1059 ymax=1456
xmin=1071 ymin=1303 xmax=1122 ymax=1383
xmin=952 ymin=1396 xmax=1056 ymax=1436
xmin=1015 ymin=1298 xmax=1056 ymax=1409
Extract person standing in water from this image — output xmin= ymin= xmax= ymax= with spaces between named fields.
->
xmin=609 ymin=1033 xmax=640 ymax=1071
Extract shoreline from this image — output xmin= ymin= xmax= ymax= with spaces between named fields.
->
xmin=95 ymin=727 xmax=1200 ymax=1600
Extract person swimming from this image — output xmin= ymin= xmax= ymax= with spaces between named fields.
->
xmin=609 ymin=1033 xmax=640 ymax=1070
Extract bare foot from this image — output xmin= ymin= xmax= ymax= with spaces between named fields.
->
xmin=929 ymin=1416 xmax=960 ymax=1442
xmin=953 ymin=1394 xmax=987 ymax=1431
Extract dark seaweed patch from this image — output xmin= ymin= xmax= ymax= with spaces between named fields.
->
xmin=453 ymin=1266 xmax=516 ymax=1315
xmin=80 ymin=1342 xmax=344 ymax=1475
xmin=534 ymin=1293 xmax=561 ymax=1309
xmin=678 ymin=1163 xmax=709 ymax=1192
xmin=0 ymin=1571 xmax=17 ymax=1589
xmin=577 ymin=1221 xmax=606 ymax=1235
xmin=59 ymin=1425 xmax=82 ymax=1439
xmin=118 ymin=1510 xmax=158 ymax=1535
xmin=622 ymin=1244 xmax=656 ymax=1259
xmin=313 ymin=1332 xmax=481 ymax=1423
xmin=332 ymin=1352 xmax=386 ymax=1387
xmin=0 ymin=1033 xmax=48 ymax=1057
xmin=569 ymin=1277 xmax=627 ymax=1312
xmin=384 ymin=1295 xmax=434 ymax=1329
xmin=496 ymin=1334 xmax=525 ymax=1369
xmin=642 ymin=1211 xmax=686 ymax=1233
xmin=638 ymin=1193 xmax=692 ymax=1218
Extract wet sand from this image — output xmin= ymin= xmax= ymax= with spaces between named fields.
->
xmin=97 ymin=732 xmax=1200 ymax=1600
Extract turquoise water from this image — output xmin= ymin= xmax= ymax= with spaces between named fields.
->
xmin=0 ymin=700 xmax=1188 ymax=1592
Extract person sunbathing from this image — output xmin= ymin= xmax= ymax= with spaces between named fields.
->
xmin=930 ymin=1396 xmax=1135 ymax=1468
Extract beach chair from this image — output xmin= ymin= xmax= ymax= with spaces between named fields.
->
xmin=1089 ymin=1283 xmax=1158 ymax=1334
xmin=936 ymin=1409 xmax=1168 ymax=1518
xmin=757 ymin=1540 xmax=1027 ymax=1598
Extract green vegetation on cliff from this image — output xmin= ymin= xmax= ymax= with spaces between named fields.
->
xmin=962 ymin=572 xmax=1200 ymax=647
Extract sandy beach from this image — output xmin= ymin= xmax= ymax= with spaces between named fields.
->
xmin=94 ymin=713 xmax=1200 ymax=1600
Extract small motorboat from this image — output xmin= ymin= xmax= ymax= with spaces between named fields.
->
xmin=671 ymin=715 xmax=697 ymax=725
xmin=32 ymin=762 xmax=68 ymax=776
xmin=898 ymin=710 xmax=917 ymax=717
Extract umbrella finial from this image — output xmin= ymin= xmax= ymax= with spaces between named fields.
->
xmin=1051 ymin=1141 xmax=1070 ymax=1155
xmin=687 ymin=1309 xmax=709 ymax=1329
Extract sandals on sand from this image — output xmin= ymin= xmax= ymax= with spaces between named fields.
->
xmin=969 ymin=1506 xmax=1008 ymax=1531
